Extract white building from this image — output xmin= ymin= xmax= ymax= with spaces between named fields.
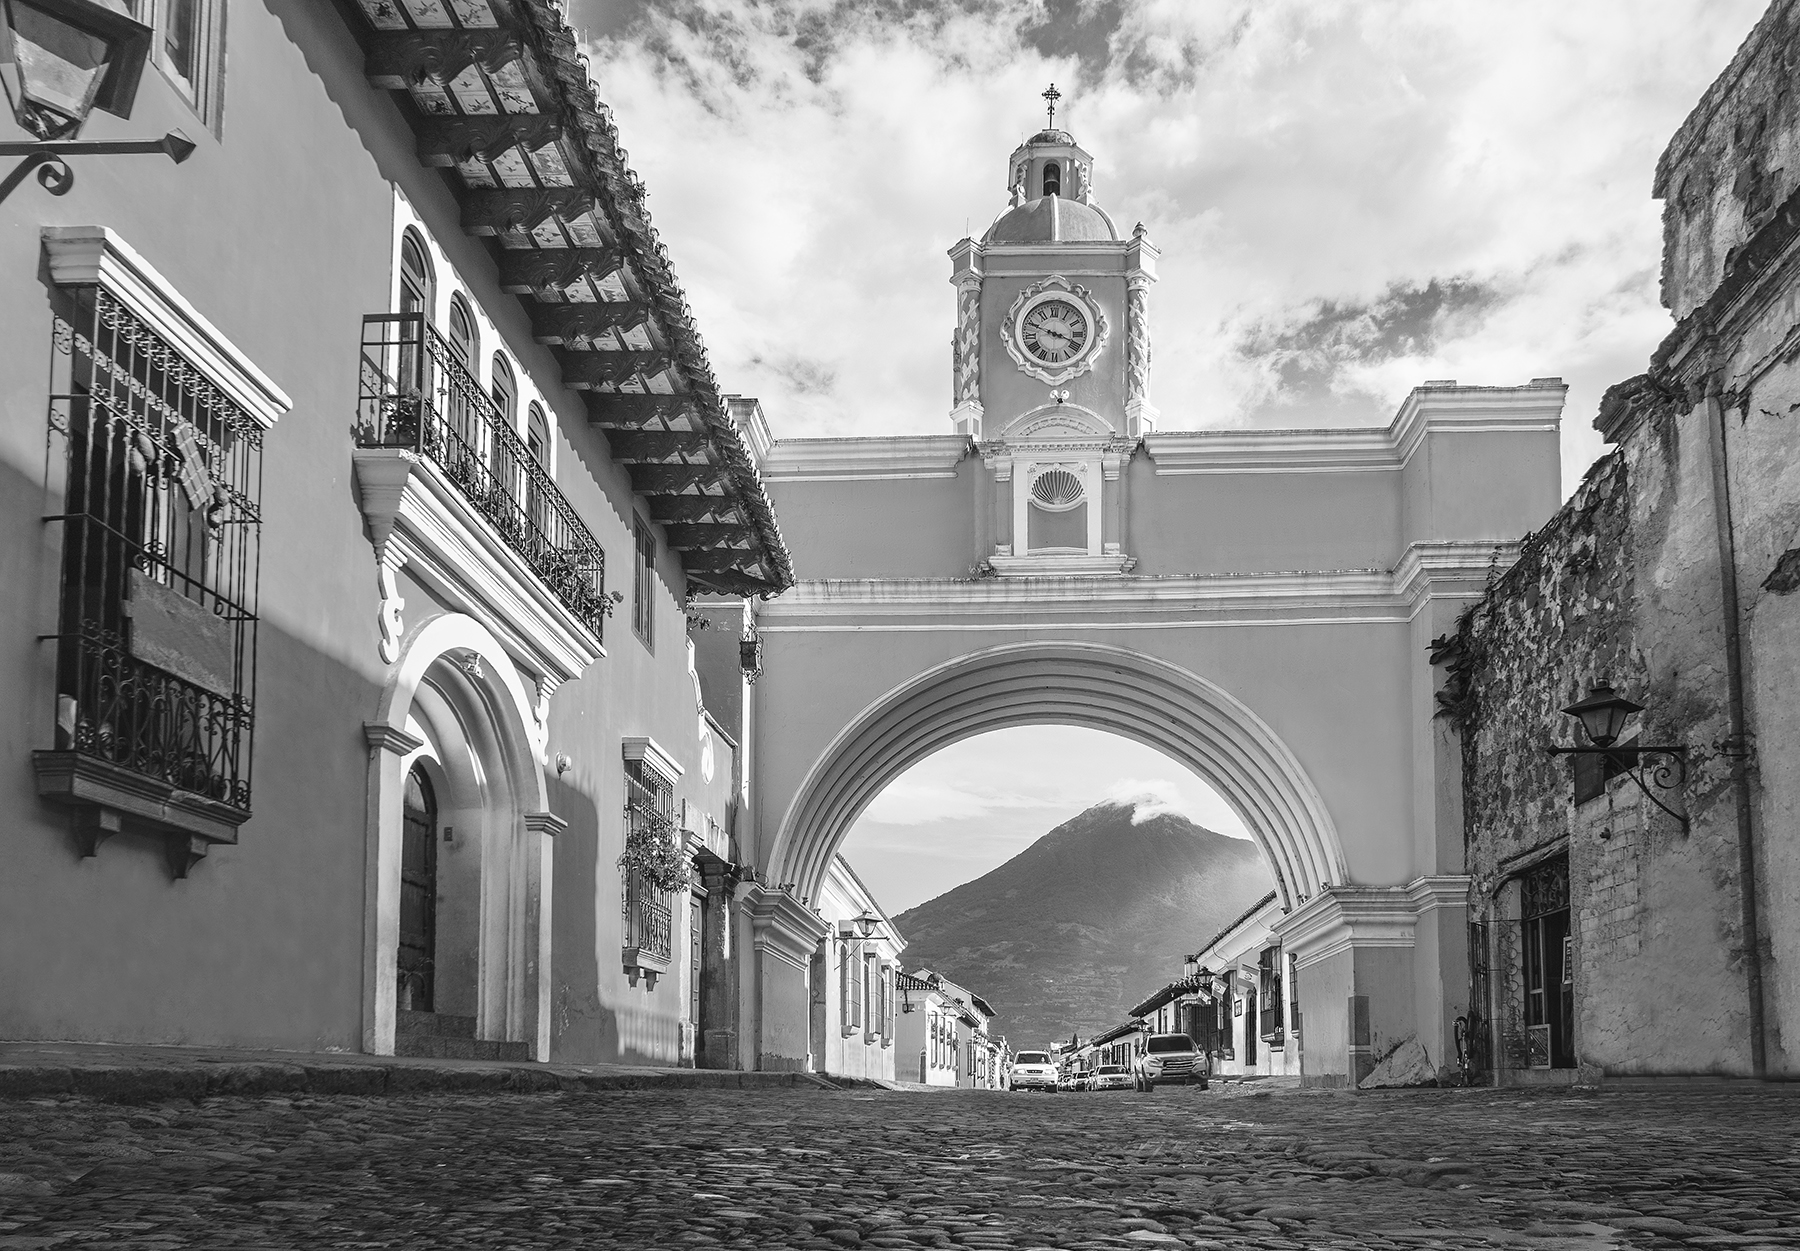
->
xmin=809 ymin=858 xmax=905 ymax=1081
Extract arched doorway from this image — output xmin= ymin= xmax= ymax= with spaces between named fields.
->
xmin=362 ymin=612 xmax=561 ymax=1060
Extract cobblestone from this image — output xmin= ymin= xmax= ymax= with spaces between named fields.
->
xmin=0 ymin=1085 xmax=1796 ymax=1248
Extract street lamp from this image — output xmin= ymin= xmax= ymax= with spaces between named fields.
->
xmin=0 ymin=0 xmax=191 ymax=205
xmin=850 ymin=907 xmax=880 ymax=940
xmin=1545 ymin=682 xmax=1688 ymax=830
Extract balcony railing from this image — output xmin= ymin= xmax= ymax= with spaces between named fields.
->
xmin=356 ymin=313 xmax=607 ymax=637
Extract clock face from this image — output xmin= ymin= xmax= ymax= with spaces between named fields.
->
xmin=1019 ymin=297 xmax=1091 ymax=366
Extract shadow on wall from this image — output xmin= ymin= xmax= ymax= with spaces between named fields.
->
xmin=546 ymin=772 xmax=684 ymax=1066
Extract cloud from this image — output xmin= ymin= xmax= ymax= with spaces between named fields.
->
xmin=1101 ymin=777 xmax=1191 ymax=824
xmin=576 ymin=0 xmax=1764 ymax=492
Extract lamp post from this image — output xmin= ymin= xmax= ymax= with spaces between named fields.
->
xmin=1545 ymin=683 xmax=1689 ymax=831
xmin=0 ymin=0 xmax=192 ymax=205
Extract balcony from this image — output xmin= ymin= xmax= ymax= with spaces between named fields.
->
xmin=623 ymin=867 xmax=674 ymax=990
xmin=354 ymin=314 xmax=609 ymax=682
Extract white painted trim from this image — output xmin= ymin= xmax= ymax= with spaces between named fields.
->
xmin=623 ymin=734 xmax=685 ymax=783
xmin=353 ymin=449 xmax=605 ymax=689
xmin=1145 ymin=384 xmax=1564 ymax=476
xmin=42 ymin=226 xmax=292 ymax=428
xmin=762 ymin=435 xmax=971 ymax=481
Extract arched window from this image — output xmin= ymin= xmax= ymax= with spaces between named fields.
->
xmin=1042 ymin=161 xmax=1061 ymax=197
xmin=398 ymin=230 xmax=435 ymax=391
xmin=447 ymin=294 xmax=477 ymax=367
xmin=524 ymin=402 xmax=551 ymax=537
xmin=489 ymin=353 xmax=517 ymax=485
xmin=399 ymin=229 xmax=433 ymax=319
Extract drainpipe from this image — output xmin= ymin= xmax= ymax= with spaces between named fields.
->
xmin=1701 ymin=376 xmax=1767 ymax=1077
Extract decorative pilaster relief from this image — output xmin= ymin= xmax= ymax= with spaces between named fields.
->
xmin=950 ymin=274 xmax=984 ymax=437
xmin=1125 ymin=273 xmax=1158 ymax=437
xmin=377 ymin=562 xmax=407 ymax=664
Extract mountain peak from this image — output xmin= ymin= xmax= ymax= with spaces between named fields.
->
xmin=890 ymin=801 xmax=1273 ymax=1047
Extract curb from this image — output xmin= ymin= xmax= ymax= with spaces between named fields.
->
xmin=0 ymin=1061 xmax=841 ymax=1103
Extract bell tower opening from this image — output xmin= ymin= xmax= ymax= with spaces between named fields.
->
xmin=1042 ymin=161 xmax=1061 ymax=197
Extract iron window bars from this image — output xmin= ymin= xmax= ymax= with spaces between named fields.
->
xmin=356 ymin=313 xmax=608 ymax=638
xmin=42 ymin=284 xmax=261 ymax=828
xmin=622 ymin=760 xmax=675 ymax=964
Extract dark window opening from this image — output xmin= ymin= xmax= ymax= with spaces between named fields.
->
xmin=1042 ymin=161 xmax=1061 ymax=197
xmin=633 ymin=516 xmax=656 ymax=648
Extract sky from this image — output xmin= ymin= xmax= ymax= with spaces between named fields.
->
xmin=830 ymin=726 xmax=1253 ymax=915
xmin=570 ymin=0 xmax=1766 ymax=911
xmin=573 ymin=0 xmax=1765 ymax=498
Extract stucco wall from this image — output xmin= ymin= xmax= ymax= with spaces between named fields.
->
xmin=0 ymin=2 xmax=728 ymax=1065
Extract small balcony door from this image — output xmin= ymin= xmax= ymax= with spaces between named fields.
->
xmin=398 ymin=764 xmax=438 ymax=1013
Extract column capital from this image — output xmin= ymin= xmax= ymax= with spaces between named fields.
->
xmin=363 ymin=721 xmax=424 ymax=756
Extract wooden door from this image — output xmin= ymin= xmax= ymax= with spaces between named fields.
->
xmin=398 ymin=764 xmax=438 ymax=1013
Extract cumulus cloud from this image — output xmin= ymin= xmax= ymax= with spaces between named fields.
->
xmin=577 ymin=0 xmax=1761 ymax=491
xmin=1102 ymin=777 xmax=1192 ymax=824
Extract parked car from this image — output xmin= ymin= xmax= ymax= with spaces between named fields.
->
xmin=1133 ymin=1033 xmax=1209 ymax=1091
xmin=1090 ymin=1063 xmax=1133 ymax=1091
xmin=1008 ymin=1050 xmax=1060 ymax=1092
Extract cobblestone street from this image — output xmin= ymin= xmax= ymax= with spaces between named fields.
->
xmin=1 ymin=1084 xmax=1796 ymax=1249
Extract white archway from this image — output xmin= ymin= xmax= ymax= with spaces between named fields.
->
xmin=767 ymin=640 xmax=1347 ymax=912
xmin=361 ymin=612 xmax=560 ymax=1060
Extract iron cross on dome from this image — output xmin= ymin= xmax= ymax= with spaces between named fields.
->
xmin=1042 ymin=83 xmax=1061 ymax=129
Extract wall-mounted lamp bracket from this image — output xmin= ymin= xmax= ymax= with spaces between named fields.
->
xmin=1545 ymin=744 xmax=1689 ymax=832
xmin=0 ymin=131 xmax=193 ymax=205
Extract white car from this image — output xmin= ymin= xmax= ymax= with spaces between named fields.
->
xmin=1133 ymin=1033 xmax=1210 ymax=1091
xmin=1089 ymin=1063 xmax=1133 ymax=1091
xmin=1008 ymin=1050 xmax=1060 ymax=1092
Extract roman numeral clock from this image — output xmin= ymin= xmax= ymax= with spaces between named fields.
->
xmin=1004 ymin=276 xmax=1108 ymax=385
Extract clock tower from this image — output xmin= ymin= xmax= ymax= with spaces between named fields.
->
xmin=949 ymin=99 xmax=1157 ymax=574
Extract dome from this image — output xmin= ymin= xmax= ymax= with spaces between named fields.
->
xmin=983 ymin=195 xmax=1117 ymax=244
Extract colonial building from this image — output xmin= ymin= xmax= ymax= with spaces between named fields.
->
xmin=808 ymin=857 xmax=905 ymax=1081
xmin=891 ymin=969 xmax=1003 ymax=1087
xmin=1446 ymin=0 xmax=1800 ymax=1084
xmin=1180 ymin=891 xmax=1303 ymax=1079
xmin=0 ymin=1 xmax=790 ymax=1068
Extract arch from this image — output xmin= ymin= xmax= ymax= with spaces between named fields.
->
xmin=365 ymin=612 xmax=553 ymax=1058
xmin=490 ymin=352 xmax=517 ymax=430
xmin=769 ymin=641 xmax=1345 ymax=913
xmin=525 ymin=402 xmax=550 ymax=466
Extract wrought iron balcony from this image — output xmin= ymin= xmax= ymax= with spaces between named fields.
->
xmin=356 ymin=314 xmax=608 ymax=637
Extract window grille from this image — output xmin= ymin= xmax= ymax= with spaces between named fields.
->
xmin=357 ymin=314 xmax=607 ymax=638
xmin=621 ymin=759 xmax=674 ymax=962
xmin=46 ymin=285 xmax=261 ymax=812
xmin=633 ymin=516 xmax=655 ymax=648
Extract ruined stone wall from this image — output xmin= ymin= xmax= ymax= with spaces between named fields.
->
xmin=1450 ymin=394 xmax=1756 ymax=1079
xmin=1656 ymin=0 xmax=1800 ymax=320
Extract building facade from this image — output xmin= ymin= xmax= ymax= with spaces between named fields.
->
xmin=1 ymin=0 xmax=791 ymax=1069
xmin=808 ymin=858 xmax=905 ymax=1081
xmin=1448 ymin=0 xmax=1800 ymax=1084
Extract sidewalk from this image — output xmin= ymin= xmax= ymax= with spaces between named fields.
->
xmin=0 ymin=1040 xmax=841 ymax=1102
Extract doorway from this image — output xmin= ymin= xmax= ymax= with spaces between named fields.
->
xmin=1521 ymin=855 xmax=1574 ymax=1068
xmin=398 ymin=763 xmax=438 ymax=1013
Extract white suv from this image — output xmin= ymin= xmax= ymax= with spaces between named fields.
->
xmin=1008 ymin=1050 xmax=1060 ymax=1092
xmin=1133 ymin=1033 xmax=1209 ymax=1091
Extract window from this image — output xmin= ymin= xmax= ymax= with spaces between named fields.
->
xmin=45 ymin=282 xmax=263 ymax=830
xmin=1258 ymin=946 xmax=1285 ymax=1043
xmin=488 ymin=353 xmax=517 ymax=483
xmin=621 ymin=756 xmax=676 ymax=980
xmin=1042 ymin=161 xmax=1061 ymax=196
xmin=400 ymin=231 xmax=434 ymax=319
xmin=130 ymin=1 xmax=226 ymax=132
xmin=688 ymin=890 xmax=704 ymax=1031
xmin=446 ymin=296 xmax=476 ymax=366
xmin=863 ymin=952 xmax=878 ymax=1042
xmin=633 ymin=515 xmax=655 ymax=648
xmin=445 ymin=297 xmax=479 ymax=450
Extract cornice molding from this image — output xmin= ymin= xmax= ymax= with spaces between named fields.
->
xmin=760 ymin=542 xmax=1514 ymax=624
xmin=622 ymin=735 xmax=684 ymax=784
xmin=352 ymin=449 xmax=604 ymax=685
xmin=1145 ymin=384 xmax=1565 ymax=476
xmin=42 ymin=226 xmax=293 ymax=429
xmin=762 ymin=435 xmax=972 ymax=482
xmin=747 ymin=886 xmax=831 ymax=968
xmin=363 ymin=722 xmax=426 ymax=756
